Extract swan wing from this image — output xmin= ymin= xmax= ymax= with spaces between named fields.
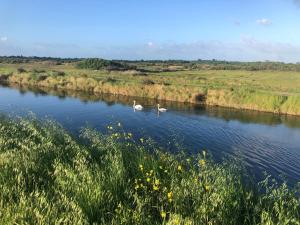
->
xmin=135 ymin=105 xmax=143 ymax=110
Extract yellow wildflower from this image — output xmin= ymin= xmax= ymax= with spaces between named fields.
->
xmin=199 ymin=159 xmax=206 ymax=167
xmin=174 ymin=218 xmax=180 ymax=224
xmin=153 ymin=185 xmax=159 ymax=191
xmin=204 ymin=185 xmax=210 ymax=192
xmin=167 ymin=191 xmax=173 ymax=199
xmin=154 ymin=179 xmax=160 ymax=185
xmin=139 ymin=164 xmax=143 ymax=171
xmin=146 ymin=177 xmax=151 ymax=182
xmin=177 ymin=165 xmax=182 ymax=171
xmin=161 ymin=211 xmax=166 ymax=219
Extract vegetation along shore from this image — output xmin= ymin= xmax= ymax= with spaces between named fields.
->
xmin=1 ymin=56 xmax=300 ymax=115
xmin=0 ymin=116 xmax=299 ymax=224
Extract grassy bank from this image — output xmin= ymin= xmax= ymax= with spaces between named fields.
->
xmin=5 ymin=83 xmax=300 ymax=129
xmin=0 ymin=116 xmax=299 ymax=224
xmin=1 ymin=61 xmax=300 ymax=115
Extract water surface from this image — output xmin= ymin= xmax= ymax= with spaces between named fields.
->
xmin=1 ymin=85 xmax=300 ymax=185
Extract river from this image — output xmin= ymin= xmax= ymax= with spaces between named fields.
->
xmin=1 ymin=84 xmax=300 ymax=185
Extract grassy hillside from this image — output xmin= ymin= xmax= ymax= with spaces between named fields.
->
xmin=0 ymin=116 xmax=299 ymax=224
xmin=1 ymin=59 xmax=300 ymax=115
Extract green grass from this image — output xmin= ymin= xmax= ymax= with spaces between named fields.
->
xmin=0 ymin=116 xmax=299 ymax=224
xmin=1 ymin=62 xmax=300 ymax=115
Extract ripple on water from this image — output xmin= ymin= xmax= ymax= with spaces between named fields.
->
xmin=1 ymin=85 xmax=300 ymax=185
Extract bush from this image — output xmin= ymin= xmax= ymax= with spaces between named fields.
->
xmin=163 ymin=82 xmax=171 ymax=86
xmin=143 ymin=79 xmax=155 ymax=85
xmin=52 ymin=70 xmax=66 ymax=77
xmin=32 ymin=69 xmax=46 ymax=73
xmin=30 ymin=73 xmax=48 ymax=81
xmin=106 ymin=77 xmax=117 ymax=83
xmin=0 ymin=74 xmax=10 ymax=82
xmin=77 ymin=58 xmax=133 ymax=71
xmin=17 ymin=67 xmax=26 ymax=73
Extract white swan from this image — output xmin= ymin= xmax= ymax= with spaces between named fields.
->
xmin=133 ymin=100 xmax=143 ymax=110
xmin=157 ymin=104 xmax=167 ymax=112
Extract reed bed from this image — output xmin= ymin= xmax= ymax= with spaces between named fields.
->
xmin=1 ymin=61 xmax=300 ymax=115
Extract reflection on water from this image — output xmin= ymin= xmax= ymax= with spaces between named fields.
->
xmin=7 ymin=83 xmax=300 ymax=129
xmin=1 ymin=83 xmax=300 ymax=185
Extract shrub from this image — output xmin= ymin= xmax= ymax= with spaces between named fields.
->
xmin=77 ymin=58 xmax=133 ymax=71
xmin=106 ymin=77 xmax=117 ymax=83
xmin=32 ymin=69 xmax=46 ymax=73
xmin=52 ymin=70 xmax=66 ymax=77
xmin=30 ymin=73 xmax=48 ymax=81
xmin=143 ymin=79 xmax=155 ymax=85
xmin=0 ymin=74 xmax=10 ymax=82
xmin=123 ymin=70 xmax=148 ymax=76
xmin=163 ymin=82 xmax=171 ymax=86
xmin=17 ymin=67 xmax=26 ymax=73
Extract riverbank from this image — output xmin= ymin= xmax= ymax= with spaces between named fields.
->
xmin=0 ymin=116 xmax=299 ymax=224
xmin=3 ymin=83 xmax=300 ymax=129
xmin=1 ymin=62 xmax=300 ymax=115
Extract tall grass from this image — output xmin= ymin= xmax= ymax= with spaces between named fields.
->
xmin=0 ymin=116 xmax=299 ymax=224
xmin=2 ymin=66 xmax=300 ymax=115
xmin=2 ymin=61 xmax=300 ymax=115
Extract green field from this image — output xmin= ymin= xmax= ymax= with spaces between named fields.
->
xmin=1 ymin=58 xmax=300 ymax=224
xmin=1 ymin=58 xmax=300 ymax=115
xmin=0 ymin=116 xmax=299 ymax=224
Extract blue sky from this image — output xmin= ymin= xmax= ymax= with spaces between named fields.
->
xmin=1 ymin=0 xmax=300 ymax=61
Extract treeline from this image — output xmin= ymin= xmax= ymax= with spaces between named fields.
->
xmin=1 ymin=56 xmax=300 ymax=71
xmin=188 ymin=60 xmax=300 ymax=71
xmin=123 ymin=59 xmax=300 ymax=72
xmin=0 ymin=56 xmax=80 ymax=64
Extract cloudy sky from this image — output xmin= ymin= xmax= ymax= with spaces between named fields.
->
xmin=1 ymin=0 xmax=300 ymax=62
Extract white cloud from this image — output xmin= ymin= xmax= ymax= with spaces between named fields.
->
xmin=147 ymin=42 xmax=154 ymax=47
xmin=256 ymin=18 xmax=272 ymax=26
xmin=1 ymin=38 xmax=300 ymax=63
xmin=0 ymin=36 xmax=8 ymax=42
xmin=96 ymin=39 xmax=300 ymax=62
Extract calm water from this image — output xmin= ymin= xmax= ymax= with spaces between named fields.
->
xmin=1 ymin=84 xmax=300 ymax=185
